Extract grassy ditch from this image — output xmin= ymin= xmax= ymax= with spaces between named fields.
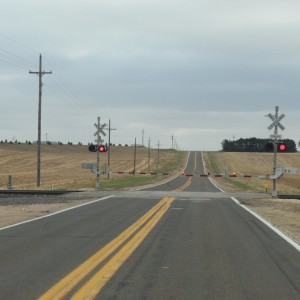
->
xmin=204 ymin=152 xmax=270 ymax=193
xmin=101 ymin=150 xmax=187 ymax=190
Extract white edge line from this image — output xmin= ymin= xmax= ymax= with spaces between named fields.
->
xmin=231 ymin=197 xmax=300 ymax=252
xmin=0 ymin=195 xmax=115 ymax=231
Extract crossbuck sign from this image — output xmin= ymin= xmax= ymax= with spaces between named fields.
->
xmin=267 ymin=106 xmax=285 ymax=140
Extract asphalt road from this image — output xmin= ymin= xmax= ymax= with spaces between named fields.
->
xmin=0 ymin=151 xmax=300 ymax=299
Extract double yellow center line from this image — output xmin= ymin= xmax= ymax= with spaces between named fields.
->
xmin=39 ymin=196 xmax=174 ymax=300
xmin=39 ymin=160 xmax=197 ymax=299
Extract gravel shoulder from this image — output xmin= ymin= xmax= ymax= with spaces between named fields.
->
xmin=239 ymin=197 xmax=300 ymax=244
xmin=0 ymin=193 xmax=100 ymax=228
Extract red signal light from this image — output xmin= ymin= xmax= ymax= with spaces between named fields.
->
xmin=278 ymin=143 xmax=286 ymax=152
xmin=98 ymin=145 xmax=108 ymax=152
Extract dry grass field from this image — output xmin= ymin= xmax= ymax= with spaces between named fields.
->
xmin=0 ymin=143 xmax=186 ymax=190
xmin=203 ymin=151 xmax=300 ymax=194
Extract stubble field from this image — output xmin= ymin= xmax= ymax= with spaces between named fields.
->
xmin=203 ymin=151 xmax=300 ymax=194
xmin=0 ymin=143 xmax=186 ymax=190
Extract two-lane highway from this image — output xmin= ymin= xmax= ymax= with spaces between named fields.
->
xmin=0 ymin=151 xmax=300 ymax=299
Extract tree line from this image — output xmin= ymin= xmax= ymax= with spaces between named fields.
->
xmin=221 ymin=138 xmax=297 ymax=152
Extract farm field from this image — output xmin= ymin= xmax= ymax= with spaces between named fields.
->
xmin=203 ymin=151 xmax=300 ymax=194
xmin=0 ymin=143 xmax=187 ymax=190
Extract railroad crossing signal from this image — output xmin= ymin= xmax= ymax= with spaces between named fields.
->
xmin=278 ymin=143 xmax=287 ymax=152
xmin=267 ymin=106 xmax=285 ymax=139
xmin=94 ymin=123 xmax=107 ymax=138
xmin=99 ymin=145 xmax=108 ymax=152
xmin=88 ymin=144 xmax=108 ymax=152
xmin=89 ymin=144 xmax=97 ymax=152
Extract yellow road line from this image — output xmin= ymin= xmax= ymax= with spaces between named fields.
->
xmin=72 ymin=196 xmax=174 ymax=299
xmin=174 ymin=177 xmax=192 ymax=192
xmin=38 ymin=196 xmax=174 ymax=300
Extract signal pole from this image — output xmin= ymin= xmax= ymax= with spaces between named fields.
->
xmin=94 ymin=117 xmax=107 ymax=189
xmin=266 ymin=106 xmax=285 ymax=197
xmin=29 ymin=54 xmax=52 ymax=187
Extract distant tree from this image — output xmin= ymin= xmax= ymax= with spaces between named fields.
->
xmin=222 ymin=137 xmax=297 ymax=152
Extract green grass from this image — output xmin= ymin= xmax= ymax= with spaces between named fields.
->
xmin=206 ymin=152 xmax=222 ymax=174
xmin=221 ymin=177 xmax=254 ymax=190
xmin=206 ymin=151 xmax=258 ymax=191
xmin=98 ymin=150 xmax=186 ymax=190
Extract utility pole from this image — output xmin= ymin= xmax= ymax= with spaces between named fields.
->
xmin=29 ymin=54 xmax=52 ymax=187
xmin=171 ymin=134 xmax=174 ymax=150
xmin=148 ymin=137 xmax=151 ymax=173
xmin=142 ymin=129 xmax=145 ymax=147
xmin=134 ymin=137 xmax=137 ymax=173
xmin=156 ymin=140 xmax=160 ymax=171
xmin=105 ymin=119 xmax=116 ymax=179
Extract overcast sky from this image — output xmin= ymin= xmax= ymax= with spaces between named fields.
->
xmin=0 ymin=0 xmax=299 ymax=150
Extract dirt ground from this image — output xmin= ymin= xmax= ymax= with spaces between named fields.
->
xmin=239 ymin=197 xmax=300 ymax=244
xmin=0 ymin=198 xmax=95 ymax=229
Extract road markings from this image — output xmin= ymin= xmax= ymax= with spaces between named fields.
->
xmin=0 ymin=195 xmax=115 ymax=231
xmin=174 ymin=177 xmax=192 ymax=192
xmin=38 ymin=196 xmax=174 ymax=300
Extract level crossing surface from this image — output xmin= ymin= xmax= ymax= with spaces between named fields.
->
xmin=0 ymin=151 xmax=299 ymax=299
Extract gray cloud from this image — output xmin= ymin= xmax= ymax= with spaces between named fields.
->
xmin=0 ymin=0 xmax=299 ymax=150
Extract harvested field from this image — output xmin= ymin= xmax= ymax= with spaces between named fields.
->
xmin=0 ymin=143 xmax=187 ymax=190
xmin=203 ymin=151 xmax=300 ymax=194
